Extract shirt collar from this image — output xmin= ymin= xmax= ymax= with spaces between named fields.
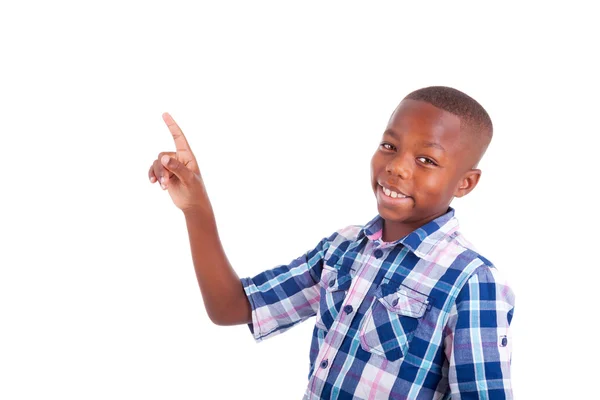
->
xmin=359 ymin=208 xmax=460 ymax=261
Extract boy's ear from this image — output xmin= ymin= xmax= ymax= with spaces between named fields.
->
xmin=454 ymin=169 xmax=481 ymax=198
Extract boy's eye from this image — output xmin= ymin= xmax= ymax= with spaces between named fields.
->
xmin=380 ymin=142 xmax=396 ymax=151
xmin=417 ymin=157 xmax=437 ymax=166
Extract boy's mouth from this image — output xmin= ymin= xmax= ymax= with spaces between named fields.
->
xmin=379 ymin=183 xmax=409 ymax=199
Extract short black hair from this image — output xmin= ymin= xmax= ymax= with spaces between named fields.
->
xmin=404 ymin=86 xmax=493 ymax=141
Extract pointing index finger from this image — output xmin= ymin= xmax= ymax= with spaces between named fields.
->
xmin=162 ymin=112 xmax=194 ymax=157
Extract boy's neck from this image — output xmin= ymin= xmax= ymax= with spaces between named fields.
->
xmin=381 ymin=222 xmax=413 ymax=243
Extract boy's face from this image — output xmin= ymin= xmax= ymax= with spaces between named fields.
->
xmin=370 ymin=99 xmax=481 ymax=241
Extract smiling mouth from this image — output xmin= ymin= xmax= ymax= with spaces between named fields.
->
xmin=379 ymin=184 xmax=409 ymax=199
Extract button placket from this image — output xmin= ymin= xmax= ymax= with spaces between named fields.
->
xmin=307 ymin=241 xmax=382 ymax=399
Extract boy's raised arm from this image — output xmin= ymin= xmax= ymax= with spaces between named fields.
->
xmin=148 ymin=113 xmax=251 ymax=326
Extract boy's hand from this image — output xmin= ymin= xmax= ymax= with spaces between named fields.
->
xmin=148 ymin=113 xmax=209 ymax=213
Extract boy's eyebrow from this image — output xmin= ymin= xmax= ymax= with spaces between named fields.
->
xmin=384 ymin=130 xmax=446 ymax=152
xmin=422 ymin=141 xmax=446 ymax=152
xmin=383 ymin=129 xmax=398 ymax=139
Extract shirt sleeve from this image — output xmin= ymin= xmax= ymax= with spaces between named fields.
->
xmin=444 ymin=265 xmax=515 ymax=399
xmin=240 ymin=235 xmax=331 ymax=342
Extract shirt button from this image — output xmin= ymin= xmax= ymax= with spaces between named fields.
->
xmin=328 ymin=279 xmax=336 ymax=287
xmin=343 ymin=305 xmax=353 ymax=314
xmin=392 ymin=298 xmax=399 ymax=307
xmin=320 ymin=359 xmax=329 ymax=369
xmin=374 ymin=249 xmax=384 ymax=259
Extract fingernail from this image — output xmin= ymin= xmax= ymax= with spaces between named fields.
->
xmin=150 ymin=176 xmax=155 ymax=183
xmin=161 ymin=155 xmax=170 ymax=165
xmin=161 ymin=183 xmax=167 ymax=190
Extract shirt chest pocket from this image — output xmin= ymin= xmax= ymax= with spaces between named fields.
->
xmin=359 ymin=284 xmax=430 ymax=362
xmin=315 ymin=262 xmax=353 ymax=332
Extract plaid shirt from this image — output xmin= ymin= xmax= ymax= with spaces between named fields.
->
xmin=241 ymin=209 xmax=514 ymax=399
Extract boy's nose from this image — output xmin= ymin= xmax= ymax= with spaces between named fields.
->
xmin=386 ymin=155 xmax=412 ymax=179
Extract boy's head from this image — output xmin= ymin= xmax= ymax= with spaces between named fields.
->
xmin=370 ymin=86 xmax=493 ymax=241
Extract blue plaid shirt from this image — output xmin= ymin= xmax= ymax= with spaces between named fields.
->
xmin=242 ymin=209 xmax=514 ymax=399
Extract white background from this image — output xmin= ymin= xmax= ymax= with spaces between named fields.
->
xmin=1 ymin=1 xmax=598 ymax=399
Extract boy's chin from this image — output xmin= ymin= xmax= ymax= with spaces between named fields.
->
xmin=375 ymin=195 xmax=415 ymax=219
xmin=376 ymin=206 xmax=415 ymax=224
xmin=377 ymin=206 xmax=450 ymax=228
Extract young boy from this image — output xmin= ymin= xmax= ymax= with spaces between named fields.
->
xmin=148 ymin=86 xmax=515 ymax=399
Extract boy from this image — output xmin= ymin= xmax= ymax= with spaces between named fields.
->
xmin=148 ymin=86 xmax=515 ymax=399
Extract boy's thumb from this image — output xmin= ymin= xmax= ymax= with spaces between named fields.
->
xmin=161 ymin=155 xmax=192 ymax=182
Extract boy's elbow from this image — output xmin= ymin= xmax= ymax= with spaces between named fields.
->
xmin=206 ymin=310 xmax=249 ymax=326
xmin=206 ymin=310 xmax=228 ymax=326
xmin=205 ymin=296 xmax=252 ymax=326
xmin=208 ymin=315 xmax=230 ymax=326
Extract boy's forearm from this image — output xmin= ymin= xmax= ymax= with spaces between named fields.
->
xmin=183 ymin=208 xmax=251 ymax=326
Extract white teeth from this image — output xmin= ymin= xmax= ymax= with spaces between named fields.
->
xmin=381 ymin=185 xmax=406 ymax=199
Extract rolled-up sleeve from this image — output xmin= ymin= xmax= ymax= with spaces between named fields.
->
xmin=241 ymin=236 xmax=331 ymax=342
xmin=445 ymin=266 xmax=515 ymax=399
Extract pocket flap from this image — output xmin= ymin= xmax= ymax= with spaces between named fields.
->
xmin=377 ymin=287 xmax=429 ymax=318
xmin=320 ymin=266 xmax=352 ymax=292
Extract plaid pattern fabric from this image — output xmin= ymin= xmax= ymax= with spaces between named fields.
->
xmin=241 ymin=209 xmax=514 ymax=399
